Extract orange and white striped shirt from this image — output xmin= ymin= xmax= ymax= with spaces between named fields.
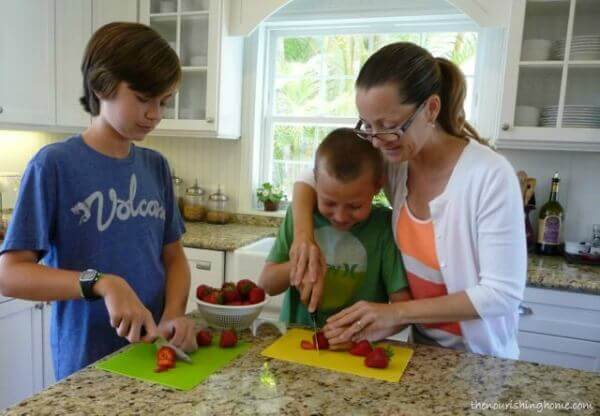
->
xmin=396 ymin=203 xmax=464 ymax=349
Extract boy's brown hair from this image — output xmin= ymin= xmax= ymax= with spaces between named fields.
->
xmin=314 ymin=128 xmax=384 ymax=185
xmin=80 ymin=22 xmax=181 ymax=115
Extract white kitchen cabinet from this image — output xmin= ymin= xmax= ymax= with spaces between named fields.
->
xmin=41 ymin=303 xmax=55 ymax=388
xmin=228 ymin=0 xmax=290 ymax=35
xmin=518 ymin=287 xmax=600 ymax=372
xmin=0 ymin=300 xmax=44 ymax=411
xmin=55 ymin=0 xmax=92 ymax=128
xmin=0 ymin=0 xmax=55 ymax=126
xmin=497 ymin=0 xmax=600 ymax=151
xmin=183 ymin=247 xmax=225 ymax=313
xmin=140 ymin=0 xmax=243 ymax=139
xmin=92 ymin=0 xmax=139 ymax=31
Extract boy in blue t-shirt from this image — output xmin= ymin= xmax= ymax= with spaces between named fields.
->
xmin=259 ymin=128 xmax=410 ymax=331
xmin=0 ymin=23 xmax=197 ymax=379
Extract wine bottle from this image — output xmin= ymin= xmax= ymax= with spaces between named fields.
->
xmin=536 ymin=172 xmax=565 ymax=255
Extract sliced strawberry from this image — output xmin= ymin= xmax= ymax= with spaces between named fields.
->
xmin=248 ymin=287 xmax=265 ymax=304
xmin=219 ymin=329 xmax=238 ymax=348
xmin=154 ymin=366 xmax=170 ymax=373
xmin=300 ymin=340 xmax=315 ymax=350
xmin=312 ymin=331 xmax=329 ymax=350
xmin=364 ymin=347 xmax=393 ymax=369
xmin=196 ymin=329 xmax=212 ymax=346
xmin=350 ymin=340 xmax=373 ymax=357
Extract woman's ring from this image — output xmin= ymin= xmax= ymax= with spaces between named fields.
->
xmin=356 ymin=320 xmax=362 ymax=329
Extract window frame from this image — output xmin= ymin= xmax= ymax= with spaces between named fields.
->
xmin=256 ymin=16 xmax=482 ymax=207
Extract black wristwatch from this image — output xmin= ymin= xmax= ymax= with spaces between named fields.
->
xmin=79 ymin=269 xmax=103 ymax=300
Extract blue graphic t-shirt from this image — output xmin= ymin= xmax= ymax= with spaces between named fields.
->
xmin=0 ymin=135 xmax=185 ymax=379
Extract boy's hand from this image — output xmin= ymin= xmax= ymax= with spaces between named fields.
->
xmin=94 ymin=274 xmax=159 ymax=344
xmin=158 ymin=316 xmax=198 ymax=353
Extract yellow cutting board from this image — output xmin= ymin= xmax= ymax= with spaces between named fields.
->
xmin=261 ymin=328 xmax=413 ymax=382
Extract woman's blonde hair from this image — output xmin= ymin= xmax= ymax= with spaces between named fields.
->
xmin=356 ymin=42 xmax=485 ymax=145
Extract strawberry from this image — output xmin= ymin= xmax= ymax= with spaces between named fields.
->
xmin=236 ymin=279 xmax=256 ymax=299
xmin=219 ymin=329 xmax=238 ymax=348
xmin=300 ymin=340 xmax=315 ymax=350
xmin=221 ymin=282 xmax=236 ymax=291
xmin=225 ymin=300 xmax=243 ymax=306
xmin=154 ymin=366 xmax=170 ymax=373
xmin=364 ymin=347 xmax=393 ymax=369
xmin=196 ymin=284 xmax=213 ymax=300
xmin=350 ymin=340 xmax=373 ymax=357
xmin=156 ymin=346 xmax=176 ymax=369
xmin=248 ymin=287 xmax=265 ymax=304
xmin=203 ymin=291 xmax=223 ymax=305
xmin=196 ymin=329 xmax=212 ymax=346
xmin=222 ymin=286 xmax=241 ymax=303
xmin=312 ymin=331 xmax=329 ymax=350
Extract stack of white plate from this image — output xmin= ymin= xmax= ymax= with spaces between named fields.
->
xmin=552 ymin=35 xmax=600 ymax=60
xmin=540 ymin=105 xmax=600 ymax=128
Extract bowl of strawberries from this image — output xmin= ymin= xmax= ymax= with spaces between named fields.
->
xmin=195 ymin=279 xmax=269 ymax=331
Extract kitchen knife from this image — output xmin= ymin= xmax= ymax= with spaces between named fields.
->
xmin=310 ymin=310 xmax=319 ymax=353
xmin=155 ymin=336 xmax=193 ymax=364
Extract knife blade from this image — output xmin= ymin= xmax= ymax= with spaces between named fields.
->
xmin=310 ymin=310 xmax=319 ymax=353
xmin=155 ymin=336 xmax=193 ymax=364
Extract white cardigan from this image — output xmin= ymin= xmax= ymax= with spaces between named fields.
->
xmin=299 ymin=140 xmax=527 ymax=359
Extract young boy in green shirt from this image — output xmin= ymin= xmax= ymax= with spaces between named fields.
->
xmin=259 ymin=128 xmax=409 ymax=330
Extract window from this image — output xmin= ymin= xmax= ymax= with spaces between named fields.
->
xmin=259 ymin=22 xmax=480 ymax=201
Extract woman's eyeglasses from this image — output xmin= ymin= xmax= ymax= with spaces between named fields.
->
xmin=353 ymin=101 xmax=426 ymax=143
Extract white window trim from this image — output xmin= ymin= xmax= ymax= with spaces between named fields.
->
xmin=239 ymin=15 xmax=483 ymax=214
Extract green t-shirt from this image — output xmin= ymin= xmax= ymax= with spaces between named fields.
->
xmin=266 ymin=205 xmax=408 ymax=327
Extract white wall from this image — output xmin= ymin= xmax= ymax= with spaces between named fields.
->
xmin=499 ymin=149 xmax=600 ymax=243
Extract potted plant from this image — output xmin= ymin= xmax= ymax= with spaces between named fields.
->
xmin=256 ymin=182 xmax=285 ymax=211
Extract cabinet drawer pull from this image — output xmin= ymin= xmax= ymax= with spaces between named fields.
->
xmin=518 ymin=305 xmax=533 ymax=316
xmin=206 ymin=117 xmax=214 ymax=123
xmin=501 ymin=122 xmax=510 ymax=131
xmin=35 ymin=302 xmax=44 ymax=310
xmin=195 ymin=261 xmax=211 ymax=271
xmin=0 ymin=106 xmax=3 ymax=114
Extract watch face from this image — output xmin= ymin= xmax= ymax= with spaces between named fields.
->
xmin=81 ymin=269 xmax=97 ymax=283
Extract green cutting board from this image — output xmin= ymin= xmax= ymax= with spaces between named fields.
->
xmin=96 ymin=340 xmax=251 ymax=391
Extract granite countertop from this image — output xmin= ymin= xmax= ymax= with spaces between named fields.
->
xmin=181 ymin=213 xmax=281 ymax=251
xmin=3 ymin=314 xmax=598 ymax=416
xmin=527 ymin=254 xmax=600 ymax=295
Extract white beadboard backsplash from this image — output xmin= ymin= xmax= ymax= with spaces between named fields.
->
xmin=1 ymin=130 xmax=598 ymax=241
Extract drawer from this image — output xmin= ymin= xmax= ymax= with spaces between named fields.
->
xmin=183 ymin=248 xmax=225 ymax=314
xmin=519 ymin=287 xmax=600 ymax=342
xmin=518 ymin=331 xmax=600 ymax=372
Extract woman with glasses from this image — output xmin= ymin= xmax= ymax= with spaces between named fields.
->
xmin=289 ymin=42 xmax=526 ymax=359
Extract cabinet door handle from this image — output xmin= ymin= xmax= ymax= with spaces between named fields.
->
xmin=206 ymin=117 xmax=214 ymax=123
xmin=0 ymin=106 xmax=3 ymax=114
xmin=518 ymin=305 xmax=533 ymax=316
xmin=195 ymin=261 xmax=212 ymax=271
xmin=501 ymin=122 xmax=510 ymax=131
xmin=34 ymin=302 xmax=44 ymax=310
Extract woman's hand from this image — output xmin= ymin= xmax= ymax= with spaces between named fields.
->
xmin=158 ymin=316 xmax=198 ymax=353
xmin=95 ymin=274 xmax=159 ymax=344
xmin=323 ymin=301 xmax=406 ymax=344
xmin=289 ymin=234 xmax=328 ymax=312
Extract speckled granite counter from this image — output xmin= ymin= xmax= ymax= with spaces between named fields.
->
xmin=181 ymin=214 xmax=281 ymax=251
xmin=3 ymin=314 xmax=598 ymax=416
xmin=527 ymin=254 xmax=600 ymax=295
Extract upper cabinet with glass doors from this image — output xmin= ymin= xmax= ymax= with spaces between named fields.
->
xmin=498 ymin=0 xmax=600 ymax=151
xmin=140 ymin=0 xmax=243 ymax=139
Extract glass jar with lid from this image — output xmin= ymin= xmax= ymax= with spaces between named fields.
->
xmin=171 ymin=169 xmax=185 ymax=216
xmin=206 ymin=184 xmax=231 ymax=224
xmin=183 ymin=179 xmax=206 ymax=221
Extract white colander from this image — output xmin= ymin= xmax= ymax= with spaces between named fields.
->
xmin=195 ymin=296 xmax=270 ymax=330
